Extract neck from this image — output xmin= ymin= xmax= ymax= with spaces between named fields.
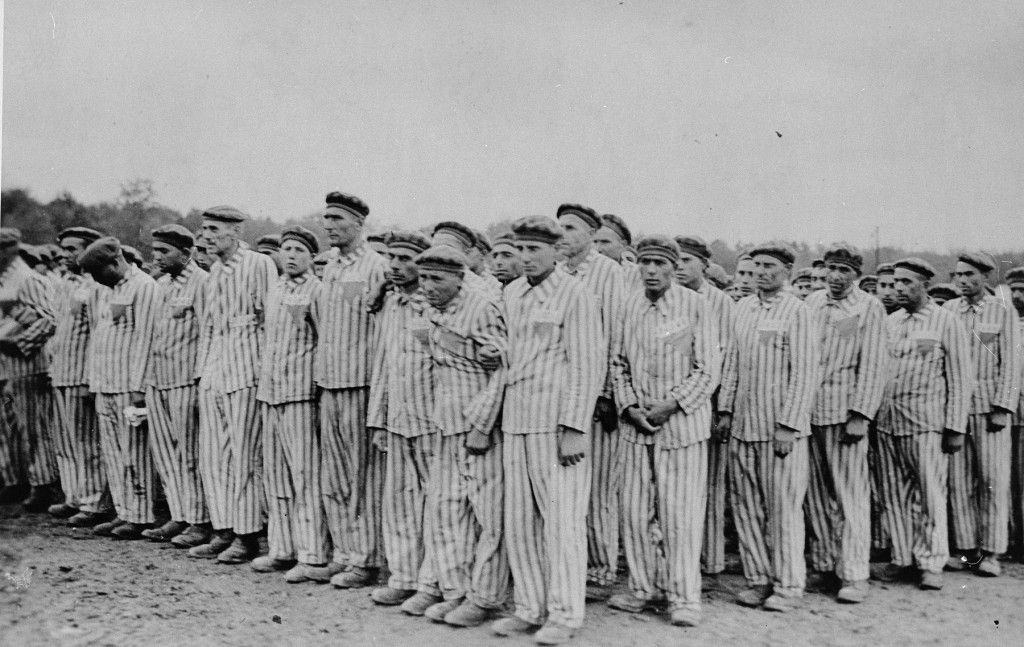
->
xmin=646 ymin=285 xmax=669 ymax=302
xmin=216 ymin=240 xmax=239 ymax=262
xmin=830 ymin=285 xmax=853 ymax=300
xmin=903 ymin=295 xmax=928 ymax=314
xmin=527 ymin=266 xmax=555 ymax=286
xmin=564 ymin=244 xmax=591 ymax=271
xmin=885 ymin=304 xmax=900 ymax=315
xmin=683 ymin=275 xmax=703 ymax=291
xmin=965 ymin=290 xmax=985 ymax=306
xmin=168 ymin=262 xmax=187 ymax=278
xmin=399 ymin=280 xmax=419 ymax=295
xmin=759 ymin=285 xmax=782 ymax=300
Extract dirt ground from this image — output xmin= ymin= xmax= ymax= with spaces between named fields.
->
xmin=1 ymin=505 xmax=1021 ymax=647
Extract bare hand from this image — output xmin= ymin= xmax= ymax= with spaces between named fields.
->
xmin=465 ymin=429 xmax=492 ymax=455
xmin=558 ymin=425 xmax=586 ymax=466
xmin=643 ymin=399 xmax=678 ymax=428
xmin=713 ymin=413 xmax=732 ymax=444
xmin=595 ymin=397 xmax=618 ymax=433
xmin=942 ymin=429 xmax=965 ymax=454
xmin=369 ymin=427 xmax=388 ymax=453
xmin=773 ymin=425 xmax=796 ymax=458
xmin=625 ymin=405 xmax=660 ymax=435
xmin=841 ymin=414 xmax=869 ymax=444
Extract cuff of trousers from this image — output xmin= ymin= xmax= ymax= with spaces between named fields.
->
xmin=771 ymin=586 xmax=804 ymax=599
xmin=468 ymin=591 xmax=508 ymax=610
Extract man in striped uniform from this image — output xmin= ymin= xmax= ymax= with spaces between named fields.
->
xmin=489 ymin=233 xmax=522 ymax=288
xmin=415 ymin=245 xmax=509 ymax=627
xmin=595 ymin=214 xmax=642 ymax=293
xmin=555 ymin=202 xmax=626 ymax=602
xmin=791 ymin=268 xmax=814 ymax=300
xmin=811 ymin=259 xmax=828 ymax=293
xmin=469 ymin=229 xmax=504 ymax=294
xmin=717 ymin=242 xmax=820 ymax=612
xmin=0 ymin=228 xmax=59 ymax=511
xmin=875 ymin=263 xmax=899 ymax=316
xmin=192 ymin=206 xmax=277 ymax=562
xmin=673 ymin=236 xmax=734 ymax=580
xmin=142 ymin=225 xmax=210 ymax=546
xmin=732 ymin=254 xmax=756 ymax=300
xmin=366 ymin=231 xmax=442 ymax=612
xmin=874 ymin=258 xmax=972 ymax=591
xmin=868 ymin=262 xmax=899 ymax=561
xmin=1007 ymin=267 xmax=1024 ymax=559
xmin=492 ymin=216 xmax=604 ymax=645
xmin=944 ymin=252 xmax=1021 ymax=577
xmin=47 ymin=227 xmax=109 ymax=526
xmin=77 ymin=237 xmax=159 ymax=539
xmin=250 ymin=226 xmax=335 ymax=583
xmin=315 ymin=191 xmax=389 ymax=588
xmin=608 ymin=236 xmax=720 ymax=628
xmin=256 ymin=234 xmax=283 ymax=275
xmin=803 ymin=243 xmax=888 ymax=603
xmin=431 ymin=222 xmax=501 ymax=301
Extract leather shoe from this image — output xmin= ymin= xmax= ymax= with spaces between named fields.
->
xmin=919 ymin=571 xmax=943 ymax=590
xmin=0 ymin=483 xmax=29 ymax=504
xmin=837 ymin=579 xmax=869 ymax=603
xmin=608 ymin=592 xmax=660 ymax=614
xmin=48 ymin=502 xmax=79 ymax=518
xmin=763 ymin=593 xmax=802 ymax=612
xmin=68 ymin=510 xmax=114 ymax=528
xmin=142 ymin=520 xmax=189 ymax=542
xmin=251 ymin=555 xmax=296 ymax=573
xmin=670 ymin=607 xmax=701 ymax=627
xmin=111 ymin=522 xmax=148 ymax=540
xmin=585 ymin=583 xmax=612 ymax=602
xmin=420 ymin=597 xmax=458 ymax=621
xmin=217 ymin=535 xmax=260 ymax=564
xmin=805 ymin=570 xmax=841 ymax=593
xmin=93 ymin=517 xmax=126 ymax=536
xmin=534 ymin=621 xmax=576 ymax=645
xmin=371 ymin=586 xmax=416 ymax=606
xmin=736 ymin=585 xmax=771 ymax=608
xmin=492 ymin=616 xmax=541 ymax=637
xmin=188 ymin=530 xmax=235 ymax=558
xmin=285 ymin=562 xmax=343 ymax=583
xmin=330 ymin=566 xmax=377 ymax=589
xmin=401 ymin=592 xmax=444 ymax=617
xmin=22 ymin=485 xmax=57 ymax=513
xmin=976 ymin=554 xmax=1001 ymax=577
xmin=871 ymin=563 xmax=917 ymax=583
xmin=171 ymin=524 xmax=212 ymax=548
xmin=444 ymin=600 xmax=494 ymax=627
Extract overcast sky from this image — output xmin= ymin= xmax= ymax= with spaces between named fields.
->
xmin=3 ymin=1 xmax=1023 ymax=252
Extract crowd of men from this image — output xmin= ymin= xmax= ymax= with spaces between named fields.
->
xmin=1 ymin=194 xmax=1023 ymax=645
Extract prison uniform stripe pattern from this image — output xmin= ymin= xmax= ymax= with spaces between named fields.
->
xmin=383 ymin=433 xmax=439 ymax=593
xmin=198 ymin=387 xmax=263 ymax=532
xmin=0 ymin=258 xmax=55 ymax=380
xmin=48 ymin=273 xmax=103 ymax=388
xmin=1 ymin=375 xmax=58 ymax=486
xmin=257 ymin=273 xmax=322 ymax=405
xmin=95 ymin=391 xmax=155 ymax=523
xmin=1014 ymin=313 xmax=1024 ymax=552
xmin=149 ymin=261 xmax=207 ymax=388
xmin=86 ymin=265 xmax=158 ymax=395
xmin=51 ymin=385 xmax=106 ymax=511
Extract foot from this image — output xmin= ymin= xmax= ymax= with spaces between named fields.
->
xmin=0 ymin=483 xmax=29 ymax=504
xmin=170 ymin=524 xmax=212 ymax=548
xmin=607 ymin=591 xmax=659 ymax=614
xmin=68 ymin=510 xmax=114 ymax=528
xmin=370 ymin=586 xmax=416 ymax=606
xmin=945 ymin=552 xmax=974 ymax=572
xmin=669 ymin=607 xmax=701 ymax=627
xmin=285 ymin=562 xmax=343 ymax=583
xmin=92 ymin=517 xmax=126 ymax=536
xmin=871 ymin=562 xmax=917 ymax=583
xmin=111 ymin=522 xmax=149 ymax=540
xmin=142 ymin=520 xmax=189 ymax=542
xmin=735 ymin=585 xmax=771 ymax=608
xmin=330 ymin=566 xmax=377 ymax=589
xmin=492 ymin=616 xmax=541 ymax=637
xmin=919 ymin=571 xmax=943 ymax=590
xmin=976 ymin=555 xmax=1001 ymax=578
xmin=188 ymin=530 xmax=235 ymax=559
xmin=534 ymin=621 xmax=576 ymax=645
xmin=22 ymin=485 xmax=57 ymax=513
xmin=47 ymin=502 xmax=79 ymax=518
xmin=805 ymin=570 xmax=841 ymax=594
xmin=585 ymin=583 xmax=612 ymax=602
xmin=763 ymin=593 xmax=802 ymax=612
xmin=444 ymin=600 xmax=494 ymax=627
xmin=401 ymin=592 xmax=444 ymax=617
xmin=250 ymin=555 xmax=296 ymax=573
xmin=216 ymin=535 xmax=260 ymax=564
xmin=837 ymin=579 xmax=869 ymax=604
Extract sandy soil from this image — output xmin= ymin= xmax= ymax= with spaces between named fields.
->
xmin=1 ymin=505 xmax=1021 ymax=647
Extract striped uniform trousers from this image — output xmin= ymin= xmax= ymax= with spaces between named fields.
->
xmin=1012 ymin=425 xmax=1024 ymax=553
xmin=868 ymin=423 xmax=892 ymax=551
xmin=804 ymin=424 xmax=871 ymax=581
xmin=729 ymin=438 xmax=809 ymax=595
xmin=621 ymin=440 xmax=707 ymax=611
xmin=51 ymin=386 xmax=106 ymax=511
xmin=146 ymin=384 xmax=207 ymax=524
xmin=382 ymin=433 xmax=438 ymax=592
xmin=702 ymin=438 xmax=728 ymax=574
xmin=425 ymin=434 xmax=507 ymax=607
xmin=587 ymin=418 xmax=622 ymax=586
xmin=875 ymin=431 xmax=948 ymax=573
xmin=0 ymin=375 xmax=58 ymax=486
xmin=321 ymin=387 xmax=384 ymax=568
xmin=264 ymin=400 xmax=329 ymax=564
xmin=504 ymin=433 xmax=591 ymax=628
xmin=95 ymin=392 xmax=154 ymax=524
xmin=198 ymin=386 xmax=263 ymax=533
xmin=948 ymin=414 xmax=1010 ymax=554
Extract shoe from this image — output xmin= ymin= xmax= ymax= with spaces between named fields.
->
xmin=871 ymin=563 xmax=917 ymax=583
xmin=216 ymin=535 xmax=260 ymax=564
xmin=736 ymin=585 xmax=771 ymax=608
xmin=171 ymin=524 xmax=212 ymax=548
xmin=444 ymin=600 xmax=494 ymax=627
xmin=401 ymin=592 xmax=444 ymax=617
xmin=805 ymin=570 xmax=841 ymax=594
xmin=142 ymin=520 xmax=189 ymax=542
xmin=492 ymin=616 xmax=541 ymax=636
xmin=585 ymin=583 xmax=612 ymax=602
xmin=607 ymin=592 xmax=659 ymax=614
xmin=111 ymin=522 xmax=148 ymax=540
xmin=22 ymin=485 xmax=57 ymax=513
xmin=251 ymin=555 xmax=296 ymax=573
xmin=286 ymin=562 xmax=344 ymax=584
xmin=534 ymin=621 xmax=575 ymax=645
xmin=763 ymin=593 xmax=802 ymax=612
xmin=976 ymin=555 xmax=1001 ymax=577
xmin=188 ymin=530 xmax=235 ymax=559
xmin=919 ymin=571 xmax=943 ymax=590
xmin=0 ymin=483 xmax=29 ymax=504
xmin=68 ymin=510 xmax=114 ymax=528
xmin=48 ymin=502 xmax=79 ymax=518
xmin=945 ymin=553 xmax=972 ymax=572
xmin=421 ymin=597 xmax=459 ymax=621
xmin=670 ymin=607 xmax=701 ymax=627
xmin=371 ymin=586 xmax=416 ymax=606
xmin=93 ymin=517 xmax=126 ymax=536
xmin=330 ymin=566 xmax=377 ymax=589
xmin=837 ymin=580 xmax=869 ymax=604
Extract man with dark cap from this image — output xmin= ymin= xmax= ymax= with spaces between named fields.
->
xmin=791 ymin=268 xmax=814 ymax=300
xmin=811 ymin=258 xmax=828 ymax=293
xmin=717 ymin=241 xmax=820 ymax=612
xmin=944 ymin=252 xmax=1021 ymax=577
xmin=365 ymin=231 xmax=442 ymax=613
xmin=673 ymin=235 xmax=735 ymax=581
xmin=555 ymin=202 xmax=627 ymax=602
xmin=493 ymin=216 xmax=603 ymax=644
xmin=873 ymin=258 xmax=972 ymax=591
xmin=875 ymin=263 xmax=900 ymax=315
xmin=366 ymin=232 xmax=389 ymax=256
xmin=432 ymin=221 xmax=501 ymax=300
xmin=252 ymin=226 xmax=336 ymax=584
xmin=608 ymin=235 xmax=720 ymax=628
xmin=48 ymin=227 xmax=110 ymax=525
xmin=78 ymin=236 xmax=160 ymax=539
xmin=0 ymin=228 xmax=59 ymax=510
xmin=803 ymin=243 xmax=888 ymax=604
xmin=470 ymin=229 xmax=500 ymax=281
xmin=142 ymin=225 xmax=211 ymax=546
xmin=594 ymin=213 xmax=642 ymax=292
xmin=489 ymin=232 xmax=522 ymax=289
xmin=869 ymin=261 xmax=898 ymax=562
xmin=192 ymin=205 xmax=277 ymax=562
xmin=416 ymin=245 xmax=510 ymax=628
xmin=733 ymin=254 xmax=757 ymax=301
xmin=927 ymin=283 xmax=957 ymax=306
xmin=315 ymin=191 xmax=389 ymax=588
xmin=192 ymin=230 xmax=213 ymax=272
xmin=256 ymin=234 xmax=283 ymax=275
xmin=705 ymin=263 xmax=731 ymax=291
xmin=858 ymin=274 xmax=878 ymax=296
xmin=1006 ymin=267 xmax=1024 ymax=559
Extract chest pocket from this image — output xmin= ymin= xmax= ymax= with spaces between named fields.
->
xmin=110 ymin=296 xmax=134 ymax=325
xmin=169 ymin=295 xmax=194 ymax=320
xmin=661 ymin=319 xmax=694 ymax=356
xmin=832 ymin=314 xmax=860 ymax=339
xmin=406 ymin=317 xmax=433 ymax=350
xmin=529 ymin=307 xmax=561 ymax=338
xmin=909 ymin=329 xmax=941 ymax=356
xmin=435 ymin=327 xmax=477 ymax=361
xmin=339 ymin=280 xmax=366 ymax=304
xmin=976 ymin=322 xmax=1001 ymax=345
xmin=282 ymin=292 xmax=311 ymax=325
xmin=758 ymin=319 xmax=788 ymax=348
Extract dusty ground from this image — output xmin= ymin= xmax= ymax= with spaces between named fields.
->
xmin=1 ymin=505 xmax=1021 ymax=647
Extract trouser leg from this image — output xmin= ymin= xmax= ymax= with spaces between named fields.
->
xmin=52 ymin=386 xmax=105 ymax=511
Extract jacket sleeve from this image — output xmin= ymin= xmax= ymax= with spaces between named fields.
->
xmin=849 ymin=297 xmax=890 ymax=420
xmin=669 ymin=296 xmax=721 ymax=414
xmin=559 ymin=286 xmax=605 ymax=433
xmin=777 ymin=301 xmax=821 ymax=432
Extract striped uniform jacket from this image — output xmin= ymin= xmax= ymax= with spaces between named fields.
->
xmin=257 ymin=272 xmax=322 ymax=405
xmin=876 ymin=301 xmax=973 ymax=435
xmin=559 ymin=249 xmax=625 ymax=398
xmin=198 ymin=247 xmax=276 ymax=394
xmin=696 ymin=280 xmax=735 ymax=406
xmin=366 ymin=289 xmax=437 ymax=437
xmin=314 ymin=244 xmax=387 ymax=389
xmin=611 ymin=283 xmax=721 ymax=448
xmin=463 ymin=268 xmax=501 ymax=302
xmin=1017 ymin=316 xmax=1024 ymax=424
xmin=48 ymin=273 xmax=104 ymax=387
xmin=87 ymin=266 xmax=159 ymax=394
xmin=476 ymin=269 xmax=504 ymax=301
xmin=502 ymin=268 xmax=604 ymax=434
xmin=806 ymin=287 xmax=889 ymax=425
xmin=620 ymin=259 xmax=644 ymax=294
xmin=148 ymin=261 xmax=207 ymax=389
xmin=0 ymin=258 xmax=56 ymax=380
xmin=943 ymin=295 xmax=1021 ymax=414
xmin=719 ymin=291 xmax=820 ymax=440
xmin=424 ymin=286 xmax=507 ymax=436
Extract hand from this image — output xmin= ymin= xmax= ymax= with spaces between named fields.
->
xmin=465 ymin=429 xmax=492 ymax=455
xmin=478 ymin=344 xmax=501 ymax=371
xmin=557 ymin=425 xmax=586 ymax=466
xmin=624 ymin=405 xmax=660 ymax=435
xmin=595 ymin=397 xmax=618 ymax=433
xmin=841 ymin=413 xmax=869 ymax=444
xmin=988 ymin=410 xmax=1011 ymax=432
xmin=942 ymin=429 xmax=965 ymax=454
xmin=130 ymin=392 xmax=146 ymax=408
xmin=713 ymin=413 xmax=732 ymax=444
xmin=369 ymin=427 xmax=388 ymax=453
xmin=773 ymin=425 xmax=796 ymax=458
xmin=643 ymin=399 xmax=678 ymax=428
